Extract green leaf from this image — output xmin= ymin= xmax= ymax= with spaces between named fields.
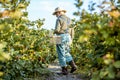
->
xmin=99 ymin=70 xmax=108 ymax=78
xmin=107 ymin=65 xmax=115 ymax=79
xmin=113 ymin=61 xmax=120 ymax=68
xmin=78 ymin=35 xmax=89 ymax=42
xmin=91 ymin=77 xmax=100 ymax=80
xmin=108 ymin=71 xmax=115 ymax=79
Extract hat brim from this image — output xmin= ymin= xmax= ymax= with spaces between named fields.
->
xmin=53 ymin=10 xmax=66 ymax=15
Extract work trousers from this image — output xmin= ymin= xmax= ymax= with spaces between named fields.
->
xmin=56 ymin=33 xmax=73 ymax=67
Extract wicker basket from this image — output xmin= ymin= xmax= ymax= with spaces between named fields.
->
xmin=50 ymin=36 xmax=62 ymax=44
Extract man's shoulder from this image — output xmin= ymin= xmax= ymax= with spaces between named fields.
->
xmin=59 ymin=15 xmax=70 ymax=21
xmin=61 ymin=15 xmax=69 ymax=18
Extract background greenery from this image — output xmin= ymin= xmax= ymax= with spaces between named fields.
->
xmin=72 ymin=0 xmax=120 ymax=80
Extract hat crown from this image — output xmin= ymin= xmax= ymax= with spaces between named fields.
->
xmin=53 ymin=7 xmax=66 ymax=15
xmin=55 ymin=7 xmax=63 ymax=12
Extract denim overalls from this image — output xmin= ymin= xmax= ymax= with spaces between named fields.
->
xmin=56 ymin=33 xmax=73 ymax=67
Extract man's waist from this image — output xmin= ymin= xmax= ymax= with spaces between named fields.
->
xmin=56 ymin=32 xmax=69 ymax=35
xmin=55 ymin=29 xmax=69 ymax=35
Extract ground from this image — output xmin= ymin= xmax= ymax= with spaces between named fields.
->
xmin=47 ymin=62 xmax=84 ymax=80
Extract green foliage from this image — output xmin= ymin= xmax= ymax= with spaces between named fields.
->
xmin=0 ymin=0 xmax=56 ymax=79
xmin=73 ymin=0 xmax=120 ymax=79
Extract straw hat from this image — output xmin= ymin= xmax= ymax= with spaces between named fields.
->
xmin=53 ymin=7 xmax=66 ymax=15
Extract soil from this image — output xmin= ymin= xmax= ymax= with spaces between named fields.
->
xmin=47 ymin=62 xmax=84 ymax=80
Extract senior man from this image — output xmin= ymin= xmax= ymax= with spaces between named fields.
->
xmin=52 ymin=7 xmax=77 ymax=75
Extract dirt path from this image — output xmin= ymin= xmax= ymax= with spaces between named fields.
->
xmin=47 ymin=62 xmax=83 ymax=80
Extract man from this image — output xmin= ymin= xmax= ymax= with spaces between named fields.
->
xmin=52 ymin=7 xmax=77 ymax=75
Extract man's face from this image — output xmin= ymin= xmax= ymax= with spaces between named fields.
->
xmin=55 ymin=12 xmax=61 ymax=17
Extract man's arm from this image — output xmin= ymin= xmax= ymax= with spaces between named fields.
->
xmin=54 ymin=18 xmax=62 ymax=34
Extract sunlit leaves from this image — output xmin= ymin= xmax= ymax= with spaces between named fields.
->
xmin=0 ymin=24 xmax=4 ymax=30
xmin=0 ymin=0 xmax=54 ymax=79
xmin=9 ymin=10 xmax=23 ymax=19
xmin=83 ymin=29 xmax=97 ymax=35
xmin=0 ymin=42 xmax=10 ymax=62
xmin=73 ymin=0 xmax=120 ymax=80
xmin=0 ymin=53 xmax=10 ymax=61
xmin=1 ymin=10 xmax=10 ymax=17
xmin=78 ymin=35 xmax=89 ymax=42
xmin=0 ymin=0 xmax=9 ymax=3
xmin=102 ymin=1 xmax=112 ymax=5
xmin=108 ymin=10 xmax=120 ymax=18
xmin=17 ymin=3 xmax=26 ymax=9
